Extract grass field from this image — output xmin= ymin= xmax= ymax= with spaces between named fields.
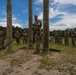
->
xmin=0 ymin=38 xmax=76 ymax=57
xmin=0 ymin=38 xmax=76 ymax=75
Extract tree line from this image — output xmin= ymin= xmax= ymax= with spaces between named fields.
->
xmin=0 ymin=26 xmax=76 ymax=38
xmin=0 ymin=26 xmax=27 ymax=38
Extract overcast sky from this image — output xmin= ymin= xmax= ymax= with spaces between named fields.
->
xmin=0 ymin=0 xmax=76 ymax=31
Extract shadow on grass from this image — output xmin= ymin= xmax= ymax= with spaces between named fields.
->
xmin=19 ymin=46 xmax=27 ymax=50
xmin=41 ymin=48 xmax=61 ymax=53
xmin=49 ymin=48 xmax=61 ymax=52
xmin=0 ymin=47 xmax=6 ymax=51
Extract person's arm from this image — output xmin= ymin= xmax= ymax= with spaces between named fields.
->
xmin=15 ymin=33 xmax=18 ymax=38
xmin=37 ymin=20 xmax=41 ymax=26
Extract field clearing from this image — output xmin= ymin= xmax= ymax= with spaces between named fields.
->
xmin=0 ymin=39 xmax=76 ymax=75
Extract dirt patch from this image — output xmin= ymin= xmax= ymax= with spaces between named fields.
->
xmin=0 ymin=49 xmax=76 ymax=75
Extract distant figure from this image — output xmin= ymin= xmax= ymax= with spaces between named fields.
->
xmin=64 ymin=30 xmax=69 ymax=45
xmin=33 ymin=15 xmax=42 ymax=54
xmin=0 ymin=31 xmax=5 ymax=47
xmin=54 ymin=31 xmax=58 ymax=44
xmin=15 ymin=30 xmax=20 ymax=45
xmin=71 ymin=29 xmax=76 ymax=47
xmin=22 ymin=30 xmax=28 ymax=44
xmin=57 ymin=30 xmax=62 ymax=44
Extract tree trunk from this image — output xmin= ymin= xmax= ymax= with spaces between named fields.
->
xmin=43 ymin=0 xmax=49 ymax=52
xmin=28 ymin=0 xmax=33 ymax=49
xmin=7 ymin=0 xmax=12 ymax=51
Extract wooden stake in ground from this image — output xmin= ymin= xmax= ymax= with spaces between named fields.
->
xmin=28 ymin=0 xmax=33 ymax=49
xmin=7 ymin=0 xmax=12 ymax=51
xmin=43 ymin=0 xmax=49 ymax=52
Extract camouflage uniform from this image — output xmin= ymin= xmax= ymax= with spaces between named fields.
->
xmin=15 ymin=31 xmax=20 ymax=45
xmin=54 ymin=31 xmax=58 ymax=44
xmin=71 ymin=30 xmax=76 ymax=47
xmin=22 ymin=30 xmax=28 ymax=44
xmin=0 ymin=31 xmax=5 ymax=47
xmin=57 ymin=30 xmax=62 ymax=44
xmin=33 ymin=20 xmax=41 ymax=54
xmin=64 ymin=30 xmax=69 ymax=45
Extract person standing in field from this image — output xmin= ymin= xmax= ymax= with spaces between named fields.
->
xmin=0 ymin=31 xmax=5 ymax=48
xmin=64 ymin=30 xmax=69 ymax=45
xmin=22 ymin=30 xmax=28 ymax=44
xmin=15 ymin=30 xmax=20 ymax=45
xmin=71 ymin=29 xmax=76 ymax=47
xmin=33 ymin=15 xmax=42 ymax=54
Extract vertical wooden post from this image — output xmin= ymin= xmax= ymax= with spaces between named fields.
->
xmin=28 ymin=0 xmax=33 ymax=49
xmin=7 ymin=0 xmax=12 ymax=51
xmin=43 ymin=0 xmax=49 ymax=52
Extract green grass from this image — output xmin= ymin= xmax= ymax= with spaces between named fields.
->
xmin=0 ymin=38 xmax=76 ymax=60
xmin=0 ymin=38 xmax=76 ymax=74
xmin=0 ymin=39 xmax=27 ymax=58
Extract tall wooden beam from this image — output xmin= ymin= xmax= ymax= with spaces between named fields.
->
xmin=7 ymin=0 xmax=12 ymax=51
xmin=43 ymin=0 xmax=49 ymax=52
xmin=28 ymin=0 xmax=33 ymax=49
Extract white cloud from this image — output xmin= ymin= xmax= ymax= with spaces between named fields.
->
xmin=38 ymin=6 xmax=66 ymax=19
xmin=54 ymin=0 xmax=76 ymax=5
xmin=1 ymin=10 xmax=6 ymax=16
xmin=38 ymin=12 xmax=43 ymax=19
xmin=0 ymin=18 xmax=6 ymax=22
xmin=34 ymin=0 xmax=43 ymax=5
xmin=38 ymin=6 xmax=76 ymax=31
xmin=49 ymin=24 xmax=72 ymax=31
xmin=0 ymin=17 xmax=22 ymax=28
xmin=34 ymin=0 xmax=76 ymax=5
xmin=12 ymin=17 xmax=17 ymax=21
xmin=0 ymin=21 xmax=6 ymax=27
xmin=49 ymin=14 xmax=76 ymax=31
xmin=49 ymin=7 xmax=66 ymax=18
xmin=12 ymin=23 xmax=22 ymax=28
xmin=36 ymin=0 xmax=76 ymax=31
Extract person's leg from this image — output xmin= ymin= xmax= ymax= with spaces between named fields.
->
xmin=0 ymin=37 xmax=1 ymax=46
xmin=36 ymin=40 xmax=40 ymax=53
xmin=2 ymin=37 xmax=4 ymax=47
xmin=65 ymin=38 xmax=66 ymax=45
xmin=73 ymin=38 xmax=75 ymax=47
xmin=16 ymin=38 xmax=18 ymax=45
xmin=34 ymin=33 xmax=40 ymax=54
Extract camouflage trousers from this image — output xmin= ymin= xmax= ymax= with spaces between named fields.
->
xmin=0 ymin=36 xmax=4 ymax=47
xmin=34 ymin=31 xmax=41 ymax=50
xmin=57 ymin=36 xmax=61 ymax=44
xmin=65 ymin=37 xmax=69 ymax=45
xmin=71 ymin=37 xmax=76 ymax=47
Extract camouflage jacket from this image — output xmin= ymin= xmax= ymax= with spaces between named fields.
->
xmin=33 ymin=20 xmax=42 ymax=32
xmin=71 ymin=31 xmax=76 ymax=37
xmin=15 ymin=32 xmax=20 ymax=38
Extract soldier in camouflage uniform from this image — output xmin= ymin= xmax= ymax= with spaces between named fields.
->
xmin=64 ymin=30 xmax=69 ymax=45
xmin=0 ymin=31 xmax=5 ymax=47
xmin=54 ymin=31 xmax=58 ymax=44
xmin=33 ymin=15 xmax=42 ymax=54
xmin=57 ymin=30 xmax=62 ymax=44
xmin=15 ymin=30 xmax=20 ymax=45
xmin=22 ymin=30 xmax=28 ymax=44
xmin=71 ymin=29 xmax=76 ymax=47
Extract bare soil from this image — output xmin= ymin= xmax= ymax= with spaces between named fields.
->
xmin=0 ymin=49 xmax=76 ymax=75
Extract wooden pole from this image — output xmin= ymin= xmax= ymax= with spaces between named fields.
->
xmin=43 ymin=0 xmax=49 ymax=52
xmin=7 ymin=0 xmax=12 ymax=51
xmin=28 ymin=0 xmax=33 ymax=49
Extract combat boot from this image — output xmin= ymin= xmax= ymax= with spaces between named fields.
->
xmin=33 ymin=50 xmax=40 ymax=54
